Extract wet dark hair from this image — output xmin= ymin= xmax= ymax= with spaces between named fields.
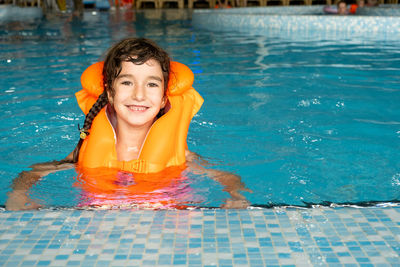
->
xmin=72 ymin=37 xmax=171 ymax=163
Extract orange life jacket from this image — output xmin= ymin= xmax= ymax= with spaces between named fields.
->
xmin=75 ymin=61 xmax=204 ymax=173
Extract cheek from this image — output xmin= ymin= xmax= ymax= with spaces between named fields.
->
xmin=113 ymin=88 xmax=130 ymax=101
xmin=147 ymin=88 xmax=165 ymax=103
xmin=151 ymin=95 xmax=164 ymax=106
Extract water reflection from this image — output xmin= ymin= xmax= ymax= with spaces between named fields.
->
xmin=75 ymin=166 xmax=202 ymax=210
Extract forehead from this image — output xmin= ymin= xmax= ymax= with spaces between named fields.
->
xmin=119 ymin=59 xmax=162 ymax=74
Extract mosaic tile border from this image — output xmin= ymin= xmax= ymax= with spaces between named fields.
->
xmin=201 ymin=5 xmax=400 ymax=16
xmin=193 ymin=6 xmax=400 ymax=40
xmin=1 ymin=207 xmax=399 ymax=266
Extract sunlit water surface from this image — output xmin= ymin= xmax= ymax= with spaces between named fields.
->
xmin=0 ymin=9 xmax=399 ymax=209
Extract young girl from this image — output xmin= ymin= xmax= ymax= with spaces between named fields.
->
xmin=6 ymin=37 xmax=250 ymax=210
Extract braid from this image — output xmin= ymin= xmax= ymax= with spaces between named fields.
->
xmin=72 ymin=91 xmax=109 ymax=163
xmin=82 ymin=90 xmax=109 ymax=132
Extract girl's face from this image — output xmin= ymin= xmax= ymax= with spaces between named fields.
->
xmin=109 ymin=59 xmax=166 ymax=130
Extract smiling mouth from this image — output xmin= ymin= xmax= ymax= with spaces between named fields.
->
xmin=126 ymin=105 xmax=149 ymax=111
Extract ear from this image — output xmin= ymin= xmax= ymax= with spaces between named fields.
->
xmin=106 ymin=87 xmax=113 ymax=105
xmin=161 ymin=96 xmax=167 ymax=109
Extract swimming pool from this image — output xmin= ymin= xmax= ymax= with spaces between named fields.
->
xmin=1 ymin=7 xmax=400 ymax=210
xmin=1 ymin=7 xmax=400 ymax=267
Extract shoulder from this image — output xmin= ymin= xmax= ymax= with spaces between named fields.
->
xmin=185 ymin=150 xmax=196 ymax=162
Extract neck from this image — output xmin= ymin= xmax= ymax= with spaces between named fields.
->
xmin=115 ymin=119 xmax=154 ymax=162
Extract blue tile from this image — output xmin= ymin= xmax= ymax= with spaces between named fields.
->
xmin=189 ymin=243 xmax=201 ymax=248
xmin=278 ymin=253 xmax=291 ymax=259
xmin=326 ymin=257 xmax=340 ymax=263
xmin=174 ymin=254 xmax=186 ymax=260
xmin=356 ymin=258 xmax=371 ymax=263
xmin=233 ymin=253 xmax=246 ymax=259
xmin=55 ymin=254 xmax=69 ymax=260
xmin=315 ymin=237 xmax=330 ymax=246
xmin=114 ymin=255 xmax=127 ymax=260
xmin=271 ymin=232 xmax=283 ymax=237
xmin=173 ymin=259 xmax=186 ymax=265
xmin=37 ymin=261 xmax=51 ymax=266
xmin=129 ymin=254 xmax=142 ymax=260
xmin=337 ymin=251 xmax=351 ymax=257
xmin=120 ymin=238 xmax=133 ymax=243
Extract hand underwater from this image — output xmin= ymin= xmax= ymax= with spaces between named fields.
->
xmin=5 ymin=159 xmax=74 ymax=211
xmin=6 ymin=190 xmax=42 ymax=211
xmin=218 ymin=172 xmax=253 ymax=209
xmin=186 ymin=151 xmax=252 ymax=209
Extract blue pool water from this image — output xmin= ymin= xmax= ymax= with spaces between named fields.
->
xmin=0 ymin=9 xmax=399 ymax=209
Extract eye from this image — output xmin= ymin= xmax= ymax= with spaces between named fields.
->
xmin=148 ymin=82 xmax=160 ymax=88
xmin=121 ymin=80 xmax=132 ymax=86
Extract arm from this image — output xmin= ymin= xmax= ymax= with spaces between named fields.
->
xmin=185 ymin=150 xmax=252 ymax=209
xmin=5 ymin=153 xmax=75 ymax=211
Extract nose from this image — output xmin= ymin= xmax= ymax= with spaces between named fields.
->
xmin=132 ymin=84 xmax=145 ymax=101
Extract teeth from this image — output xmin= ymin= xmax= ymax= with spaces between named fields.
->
xmin=128 ymin=106 xmax=147 ymax=111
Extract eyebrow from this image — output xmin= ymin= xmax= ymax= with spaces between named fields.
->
xmin=117 ymin=74 xmax=163 ymax=82
xmin=148 ymin=76 xmax=163 ymax=82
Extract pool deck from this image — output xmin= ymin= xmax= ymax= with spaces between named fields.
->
xmin=1 ymin=206 xmax=400 ymax=266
